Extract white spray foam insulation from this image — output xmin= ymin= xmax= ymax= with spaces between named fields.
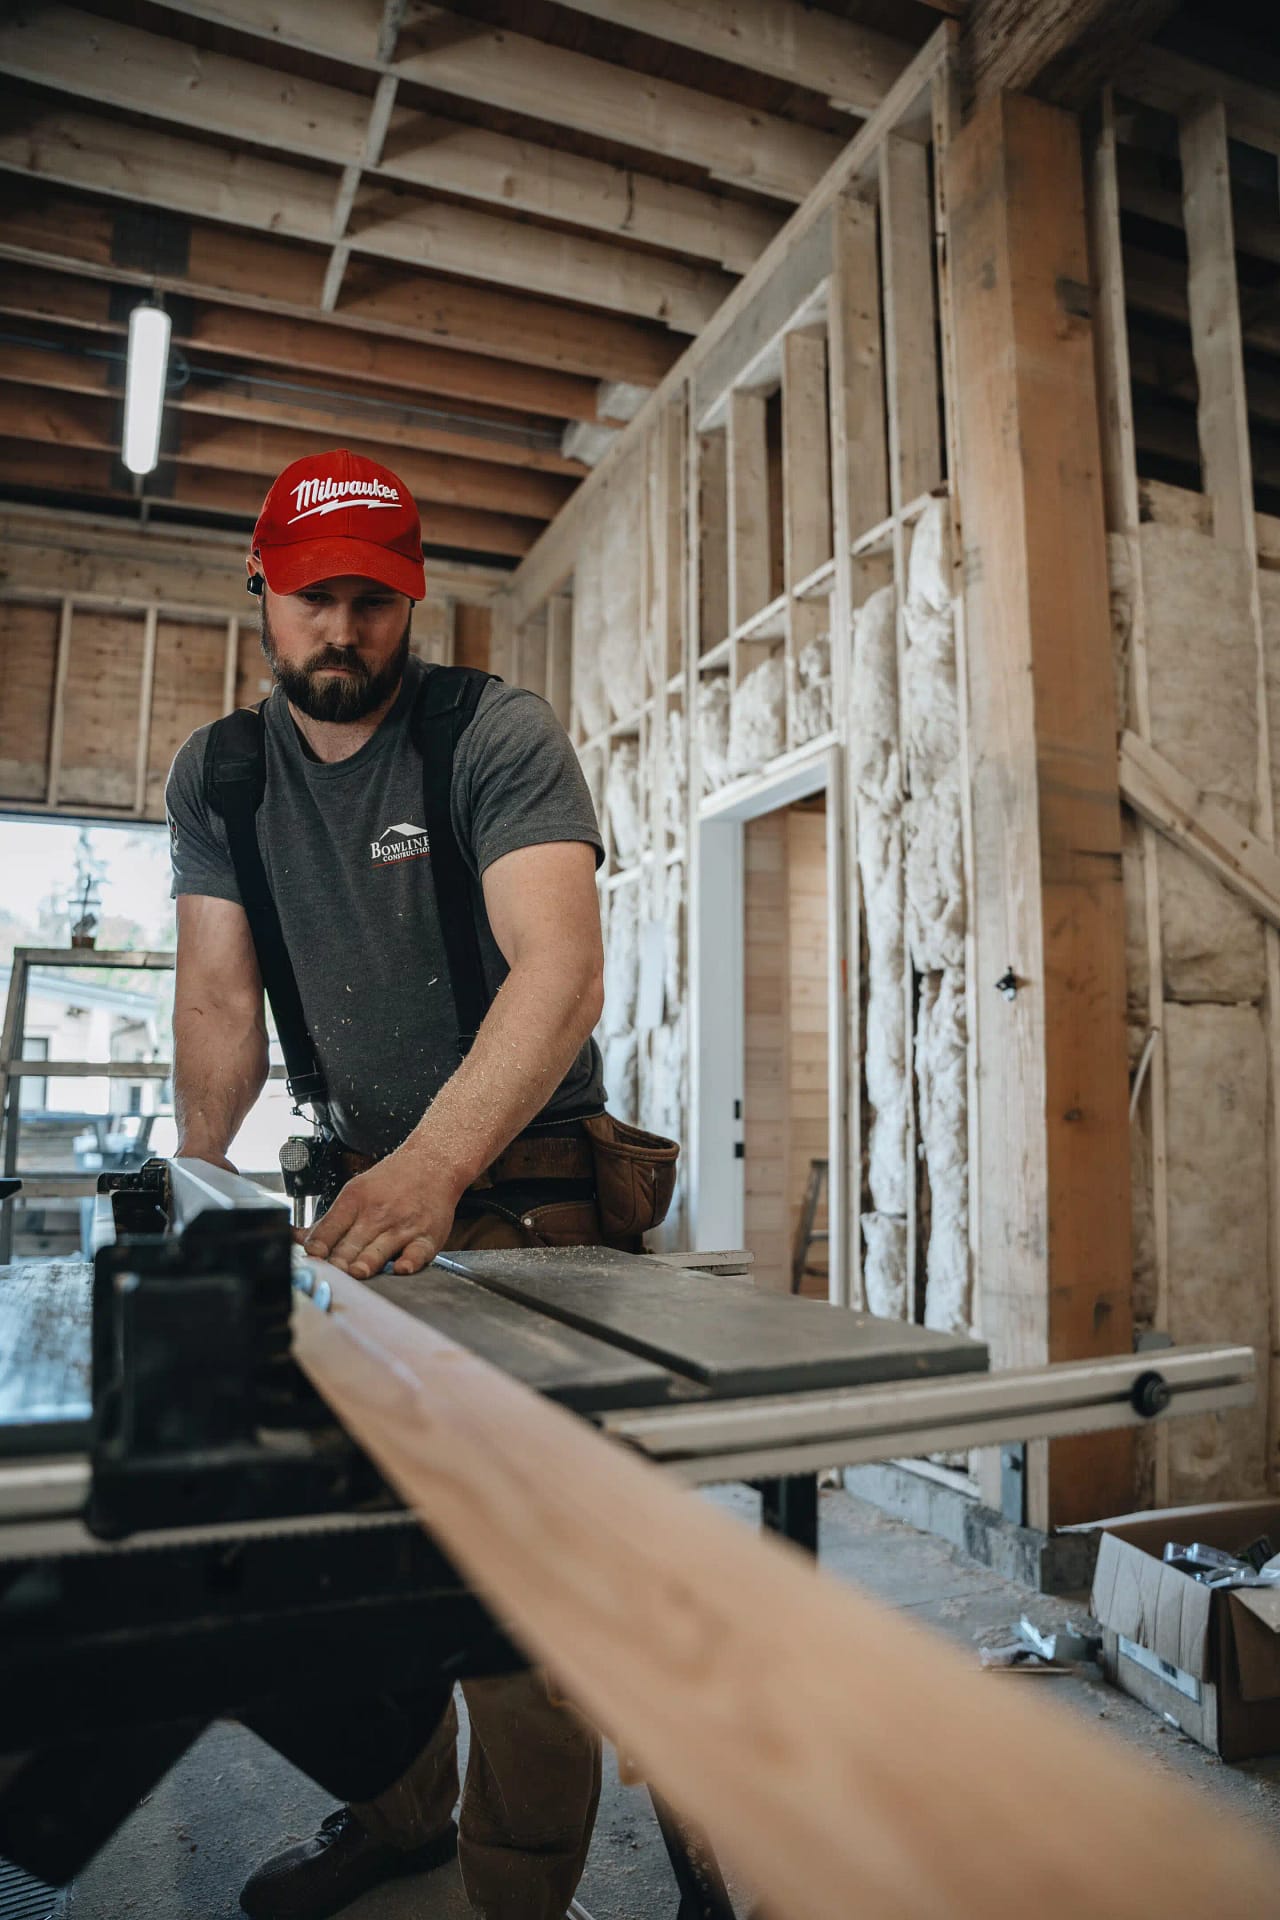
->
xmin=915 ymin=969 xmax=970 ymax=1335
xmin=791 ymin=632 xmax=832 ymax=746
xmin=904 ymin=775 xmax=965 ymax=973
xmin=577 ymin=743 xmax=605 ymax=836
xmin=1164 ymin=1001 xmax=1269 ymax=1500
xmin=603 ymin=1029 xmax=639 ymax=1126
xmin=664 ymin=706 xmax=687 ymax=843
xmin=902 ymin=604 xmax=958 ymax=793
xmin=605 ymin=739 xmax=642 ymax=866
xmin=857 ymin=804 xmax=908 ymax=1216
xmin=905 ymin=498 xmax=951 ymax=612
xmin=664 ymin=868 xmax=685 ymax=1014
xmin=861 ymin=1212 xmax=908 ymax=1320
xmin=1156 ymin=839 xmax=1265 ymax=1002
xmin=696 ymin=676 xmax=733 ymax=793
xmin=849 ymin=584 xmax=900 ymax=809
xmin=602 ymin=881 xmax=639 ymax=1036
xmin=728 ymin=653 xmax=786 ymax=776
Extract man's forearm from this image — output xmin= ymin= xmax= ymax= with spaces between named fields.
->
xmin=173 ymin=998 xmax=269 ymax=1161
xmin=405 ymin=956 xmax=602 ymax=1199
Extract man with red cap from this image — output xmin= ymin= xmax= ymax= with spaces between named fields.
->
xmin=165 ymin=450 xmax=614 ymax=1919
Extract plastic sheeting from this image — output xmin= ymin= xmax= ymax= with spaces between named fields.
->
xmin=728 ymin=653 xmax=786 ymax=776
xmin=916 ymin=969 xmax=969 ymax=1336
xmin=605 ymin=739 xmax=642 ymax=866
xmin=696 ymin=675 xmax=732 ymax=793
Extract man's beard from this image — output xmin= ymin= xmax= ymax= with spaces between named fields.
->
xmin=261 ymin=607 xmax=412 ymax=723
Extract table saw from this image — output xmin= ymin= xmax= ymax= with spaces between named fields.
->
xmin=0 ymin=1157 xmax=1255 ymax=1917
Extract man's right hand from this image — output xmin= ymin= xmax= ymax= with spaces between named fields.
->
xmin=174 ymin=1143 xmax=239 ymax=1174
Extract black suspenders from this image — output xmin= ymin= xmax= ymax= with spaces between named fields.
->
xmin=203 ymin=665 xmax=498 ymax=1127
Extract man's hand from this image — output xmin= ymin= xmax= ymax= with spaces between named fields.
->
xmin=175 ymin=1143 xmax=239 ymax=1174
xmin=304 ymin=1138 xmax=458 ymax=1279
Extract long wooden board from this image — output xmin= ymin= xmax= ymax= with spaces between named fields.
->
xmin=437 ymin=1247 xmax=987 ymax=1395
xmin=292 ymin=1264 xmax=1279 ymax=1920
xmin=370 ymin=1268 xmax=681 ymax=1412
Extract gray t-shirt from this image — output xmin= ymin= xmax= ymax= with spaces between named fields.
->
xmin=166 ymin=659 xmax=606 ymax=1158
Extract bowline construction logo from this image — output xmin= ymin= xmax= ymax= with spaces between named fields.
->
xmin=370 ymin=822 xmax=431 ymax=867
xmin=290 ymin=475 xmax=401 ymax=523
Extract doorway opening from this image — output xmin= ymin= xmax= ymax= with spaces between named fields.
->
xmin=692 ymin=747 xmax=846 ymax=1303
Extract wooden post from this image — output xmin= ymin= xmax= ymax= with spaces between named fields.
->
xmin=948 ymin=92 xmax=1133 ymax=1527
xmin=726 ymin=389 xmax=771 ymax=635
xmin=132 ymin=604 xmax=159 ymax=817
xmin=44 ymin=596 xmax=73 ymax=809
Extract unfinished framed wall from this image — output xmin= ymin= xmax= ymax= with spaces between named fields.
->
xmin=1087 ymin=66 xmax=1280 ymax=1504
xmin=0 ymin=508 xmax=507 ymax=825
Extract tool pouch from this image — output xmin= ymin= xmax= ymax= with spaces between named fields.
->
xmin=582 ymin=1111 xmax=680 ymax=1249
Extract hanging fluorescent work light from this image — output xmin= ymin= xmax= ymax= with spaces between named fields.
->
xmin=122 ymin=302 xmax=171 ymax=476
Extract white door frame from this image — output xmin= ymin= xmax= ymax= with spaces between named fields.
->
xmin=690 ymin=743 xmax=848 ymax=1305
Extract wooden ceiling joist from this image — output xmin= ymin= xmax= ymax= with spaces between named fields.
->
xmin=0 ymin=340 xmax=587 ymax=477
xmin=546 ymin=0 xmax=913 ymax=113
xmin=0 ymin=185 xmax=681 ymax=388
xmin=0 ymin=262 xmax=608 ymax=425
xmin=0 ymin=439 xmax=541 ymax=559
xmin=0 ymin=101 xmax=735 ymax=333
xmin=143 ymin=0 xmax=842 ymax=202
xmin=0 ymin=5 xmax=783 ymax=276
xmin=0 ymin=385 xmax=573 ymax=522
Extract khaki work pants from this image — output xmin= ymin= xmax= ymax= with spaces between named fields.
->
xmin=353 ymin=1198 xmax=605 ymax=1920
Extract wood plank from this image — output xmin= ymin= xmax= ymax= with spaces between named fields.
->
xmin=0 ymin=1260 xmax=93 ymax=1452
xmin=828 ymin=191 xmax=889 ymax=546
xmin=1120 ymin=731 xmax=1280 ymax=931
xmin=693 ymin=214 xmax=832 ymax=427
xmin=58 ymin=609 xmax=147 ymax=810
xmin=291 ymin=1263 xmax=1280 ymax=1920
xmin=0 ymin=182 xmax=680 ymax=390
xmin=781 ymin=330 xmax=832 ymax=589
xmin=948 ymin=92 xmax=1133 ymax=1528
xmin=0 ymin=602 xmax=58 ymax=801
xmin=440 ymin=1247 xmax=986 ymax=1395
xmin=881 ymin=134 xmax=942 ymax=509
xmin=965 ymin=0 xmax=1179 ymax=109
xmin=547 ymin=0 xmax=911 ymax=112
xmin=504 ymin=25 xmax=954 ymax=623
xmin=371 ymin=1267 xmax=680 ymax=1411
xmin=145 ymin=618 xmax=229 ymax=818
xmin=727 ymin=390 xmax=772 ymax=632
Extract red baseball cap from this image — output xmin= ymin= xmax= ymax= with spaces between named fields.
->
xmin=251 ymin=448 xmax=426 ymax=599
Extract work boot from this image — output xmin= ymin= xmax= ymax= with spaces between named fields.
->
xmin=239 ymin=1806 xmax=458 ymax=1919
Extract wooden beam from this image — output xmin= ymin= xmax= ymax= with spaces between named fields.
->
xmin=0 ymin=182 xmax=681 ymax=389
xmin=289 ymin=1265 xmax=1280 ymax=1920
xmin=546 ymin=0 xmax=913 ymax=115
xmin=1121 ymin=731 xmax=1280 ymax=929
xmin=0 ymin=441 xmax=539 ymax=558
xmin=0 ymin=99 xmax=733 ymax=333
xmin=880 ymin=134 xmax=942 ymax=508
xmin=0 ymin=504 xmax=511 ymax=612
xmin=0 ymin=387 xmax=574 ymax=521
xmin=827 ymin=191 xmax=888 ymax=546
xmin=0 ymin=340 xmax=587 ymax=478
xmin=505 ymin=23 xmax=954 ymax=624
xmin=965 ymin=0 xmax=1180 ymax=111
xmin=1113 ymin=44 xmax=1280 ymax=159
xmin=6 ymin=2 xmax=836 ymax=208
xmin=948 ymin=92 xmax=1133 ymax=1528
xmin=0 ymin=262 xmax=606 ymax=426
xmin=726 ymin=389 xmax=771 ymax=632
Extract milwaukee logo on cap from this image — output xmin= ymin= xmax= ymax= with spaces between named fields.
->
xmin=252 ymin=448 xmax=426 ymax=600
xmin=290 ymin=475 xmax=401 ymax=520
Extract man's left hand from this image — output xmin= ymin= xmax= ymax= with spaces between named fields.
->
xmin=304 ymin=1139 xmax=458 ymax=1279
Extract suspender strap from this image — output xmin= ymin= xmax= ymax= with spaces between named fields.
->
xmin=203 ymin=707 xmax=330 ymax=1120
xmin=411 ymin=666 xmax=499 ymax=1057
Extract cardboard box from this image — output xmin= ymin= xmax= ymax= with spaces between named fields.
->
xmin=1090 ymin=1499 xmax=1280 ymax=1760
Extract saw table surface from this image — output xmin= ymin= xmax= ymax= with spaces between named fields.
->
xmin=0 ymin=1245 xmax=987 ymax=1459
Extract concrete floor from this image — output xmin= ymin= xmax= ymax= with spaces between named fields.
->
xmin=52 ymin=1485 xmax=1280 ymax=1920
